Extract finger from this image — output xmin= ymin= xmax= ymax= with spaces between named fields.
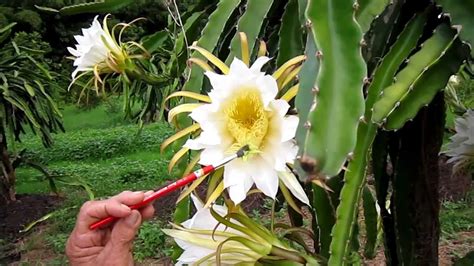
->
xmin=111 ymin=191 xmax=146 ymax=205
xmin=75 ymin=199 xmax=131 ymax=234
xmin=108 ymin=210 xmax=142 ymax=256
xmin=144 ymin=190 xmax=154 ymax=197
xmin=75 ymin=191 xmax=148 ymax=233
xmin=139 ymin=204 xmax=155 ymax=220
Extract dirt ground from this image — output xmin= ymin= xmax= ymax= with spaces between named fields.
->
xmin=0 ymin=194 xmax=62 ymax=264
xmin=364 ymin=231 xmax=474 ymax=265
xmin=0 ymin=194 xmax=62 ymax=239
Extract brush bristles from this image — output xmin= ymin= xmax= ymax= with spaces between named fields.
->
xmin=236 ymin=145 xmax=250 ymax=157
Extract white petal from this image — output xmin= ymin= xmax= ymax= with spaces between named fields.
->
xmin=183 ymin=138 xmax=205 ymax=150
xmin=229 ymin=57 xmax=252 ymax=76
xmin=223 ymin=159 xmax=248 ymax=187
xmin=184 ymin=209 xmax=217 ymax=230
xmin=91 ymin=15 xmax=101 ymax=28
xmin=67 ymin=47 xmax=81 ymax=57
xmin=205 ymin=71 xmax=230 ymax=92
xmin=71 ymin=69 xmax=80 ymax=79
xmin=189 ymin=106 xmax=226 ymax=146
xmin=189 ymin=104 xmax=212 ymax=124
xmin=250 ymin=56 xmax=271 ymax=73
xmin=251 ymin=158 xmax=279 ymax=199
xmin=228 ymin=184 xmax=249 ymax=205
xmin=199 ymin=147 xmax=225 ymax=166
xmin=262 ymin=140 xmax=298 ymax=171
xmin=278 ymin=170 xmax=310 ymax=205
xmin=256 ymin=75 xmax=279 ymax=106
xmin=68 ymin=15 xmax=114 ymax=77
xmin=270 ymin=99 xmax=290 ymax=117
xmin=186 ymin=129 xmax=222 ymax=147
xmin=224 ymin=160 xmax=255 ymax=204
xmin=281 ymin=115 xmax=299 ymax=142
xmin=190 ymin=194 xmax=204 ymax=211
xmin=281 ymin=140 xmax=299 ymax=163
xmin=176 ymin=244 xmax=215 ymax=264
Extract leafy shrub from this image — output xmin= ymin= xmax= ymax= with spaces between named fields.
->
xmin=0 ymin=13 xmax=8 ymax=27
xmin=14 ymin=10 xmax=42 ymax=31
xmin=104 ymin=97 xmax=123 ymax=114
xmin=46 ymin=233 xmax=69 ymax=253
xmin=440 ymin=196 xmax=474 ymax=235
xmin=0 ymin=7 xmax=14 ymax=21
xmin=21 ymin=123 xmax=173 ymax=164
xmin=12 ymin=31 xmax=52 ymax=55
xmin=133 ymin=220 xmax=171 ymax=261
xmin=35 ymin=155 xmax=170 ymax=198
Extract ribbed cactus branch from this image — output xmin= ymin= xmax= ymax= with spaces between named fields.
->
xmin=372 ymin=24 xmax=459 ymax=125
xmin=36 ymin=0 xmax=134 ymax=15
xmin=183 ymin=0 xmax=241 ymax=93
xmin=366 ymin=11 xmax=428 ymax=110
xmin=328 ymin=10 xmax=428 ymax=265
xmin=363 ymin=0 xmax=405 ymax=74
xmin=356 ymin=0 xmax=391 ymax=33
xmin=385 ymin=33 xmax=470 ymax=129
xmin=276 ymin=0 xmax=304 ymax=67
xmin=295 ymin=34 xmax=319 ymax=181
xmin=298 ymin=0 xmax=309 ymax=26
xmin=437 ymin=0 xmax=474 ymax=57
xmin=225 ymin=0 xmax=274 ymax=63
xmin=304 ymin=0 xmax=366 ymax=178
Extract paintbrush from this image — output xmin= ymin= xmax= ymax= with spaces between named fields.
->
xmin=89 ymin=145 xmax=250 ymax=230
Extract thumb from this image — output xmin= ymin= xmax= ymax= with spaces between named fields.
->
xmin=110 ymin=210 xmax=142 ymax=250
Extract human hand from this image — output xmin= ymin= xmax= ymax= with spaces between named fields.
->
xmin=66 ymin=191 xmax=155 ymax=266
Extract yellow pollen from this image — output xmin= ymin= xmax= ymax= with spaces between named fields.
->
xmin=223 ymin=88 xmax=269 ymax=153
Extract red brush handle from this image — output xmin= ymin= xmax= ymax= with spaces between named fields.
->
xmin=89 ymin=165 xmax=215 ymax=230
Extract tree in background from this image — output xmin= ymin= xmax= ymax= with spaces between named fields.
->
xmin=0 ymin=23 xmax=63 ymax=205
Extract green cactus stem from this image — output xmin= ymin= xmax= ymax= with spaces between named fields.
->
xmin=183 ymin=0 xmax=241 ymax=93
xmin=276 ymin=0 xmax=304 ymax=67
xmin=225 ymin=0 xmax=274 ymax=63
xmin=437 ymin=0 xmax=474 ymax=57
xmin=372 ymin=24 xmax=458 ymax=125
xmin=356 ymin=0 xmax=391 ymax=33
xmin=329 ymin=10 xmax=428 ymax=264
xmin=304 ymin=0 xmax=366 ymax=178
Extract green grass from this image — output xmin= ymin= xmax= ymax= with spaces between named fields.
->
xmin=19 ymin=123 xmax=172 ymax=163
xmin=440 ymin=190 xmax=474 ymax=238
xmin=16 ymin=122 xmax=175 ymax=195
xmin=60 ymin=100 xmax=129 ymax=131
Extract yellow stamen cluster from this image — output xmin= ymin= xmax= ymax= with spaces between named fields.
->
xmin=223 ymin=87 xmax=269 ymax=153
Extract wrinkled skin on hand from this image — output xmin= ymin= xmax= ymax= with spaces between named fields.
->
xmin=66 ymin=191 xmax=155 ymax=266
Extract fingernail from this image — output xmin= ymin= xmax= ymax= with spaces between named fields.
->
xmin=125 ymin=211 xmax=140 ymax=226
xmin=120 ymin=204 xmax=131 ymax=211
